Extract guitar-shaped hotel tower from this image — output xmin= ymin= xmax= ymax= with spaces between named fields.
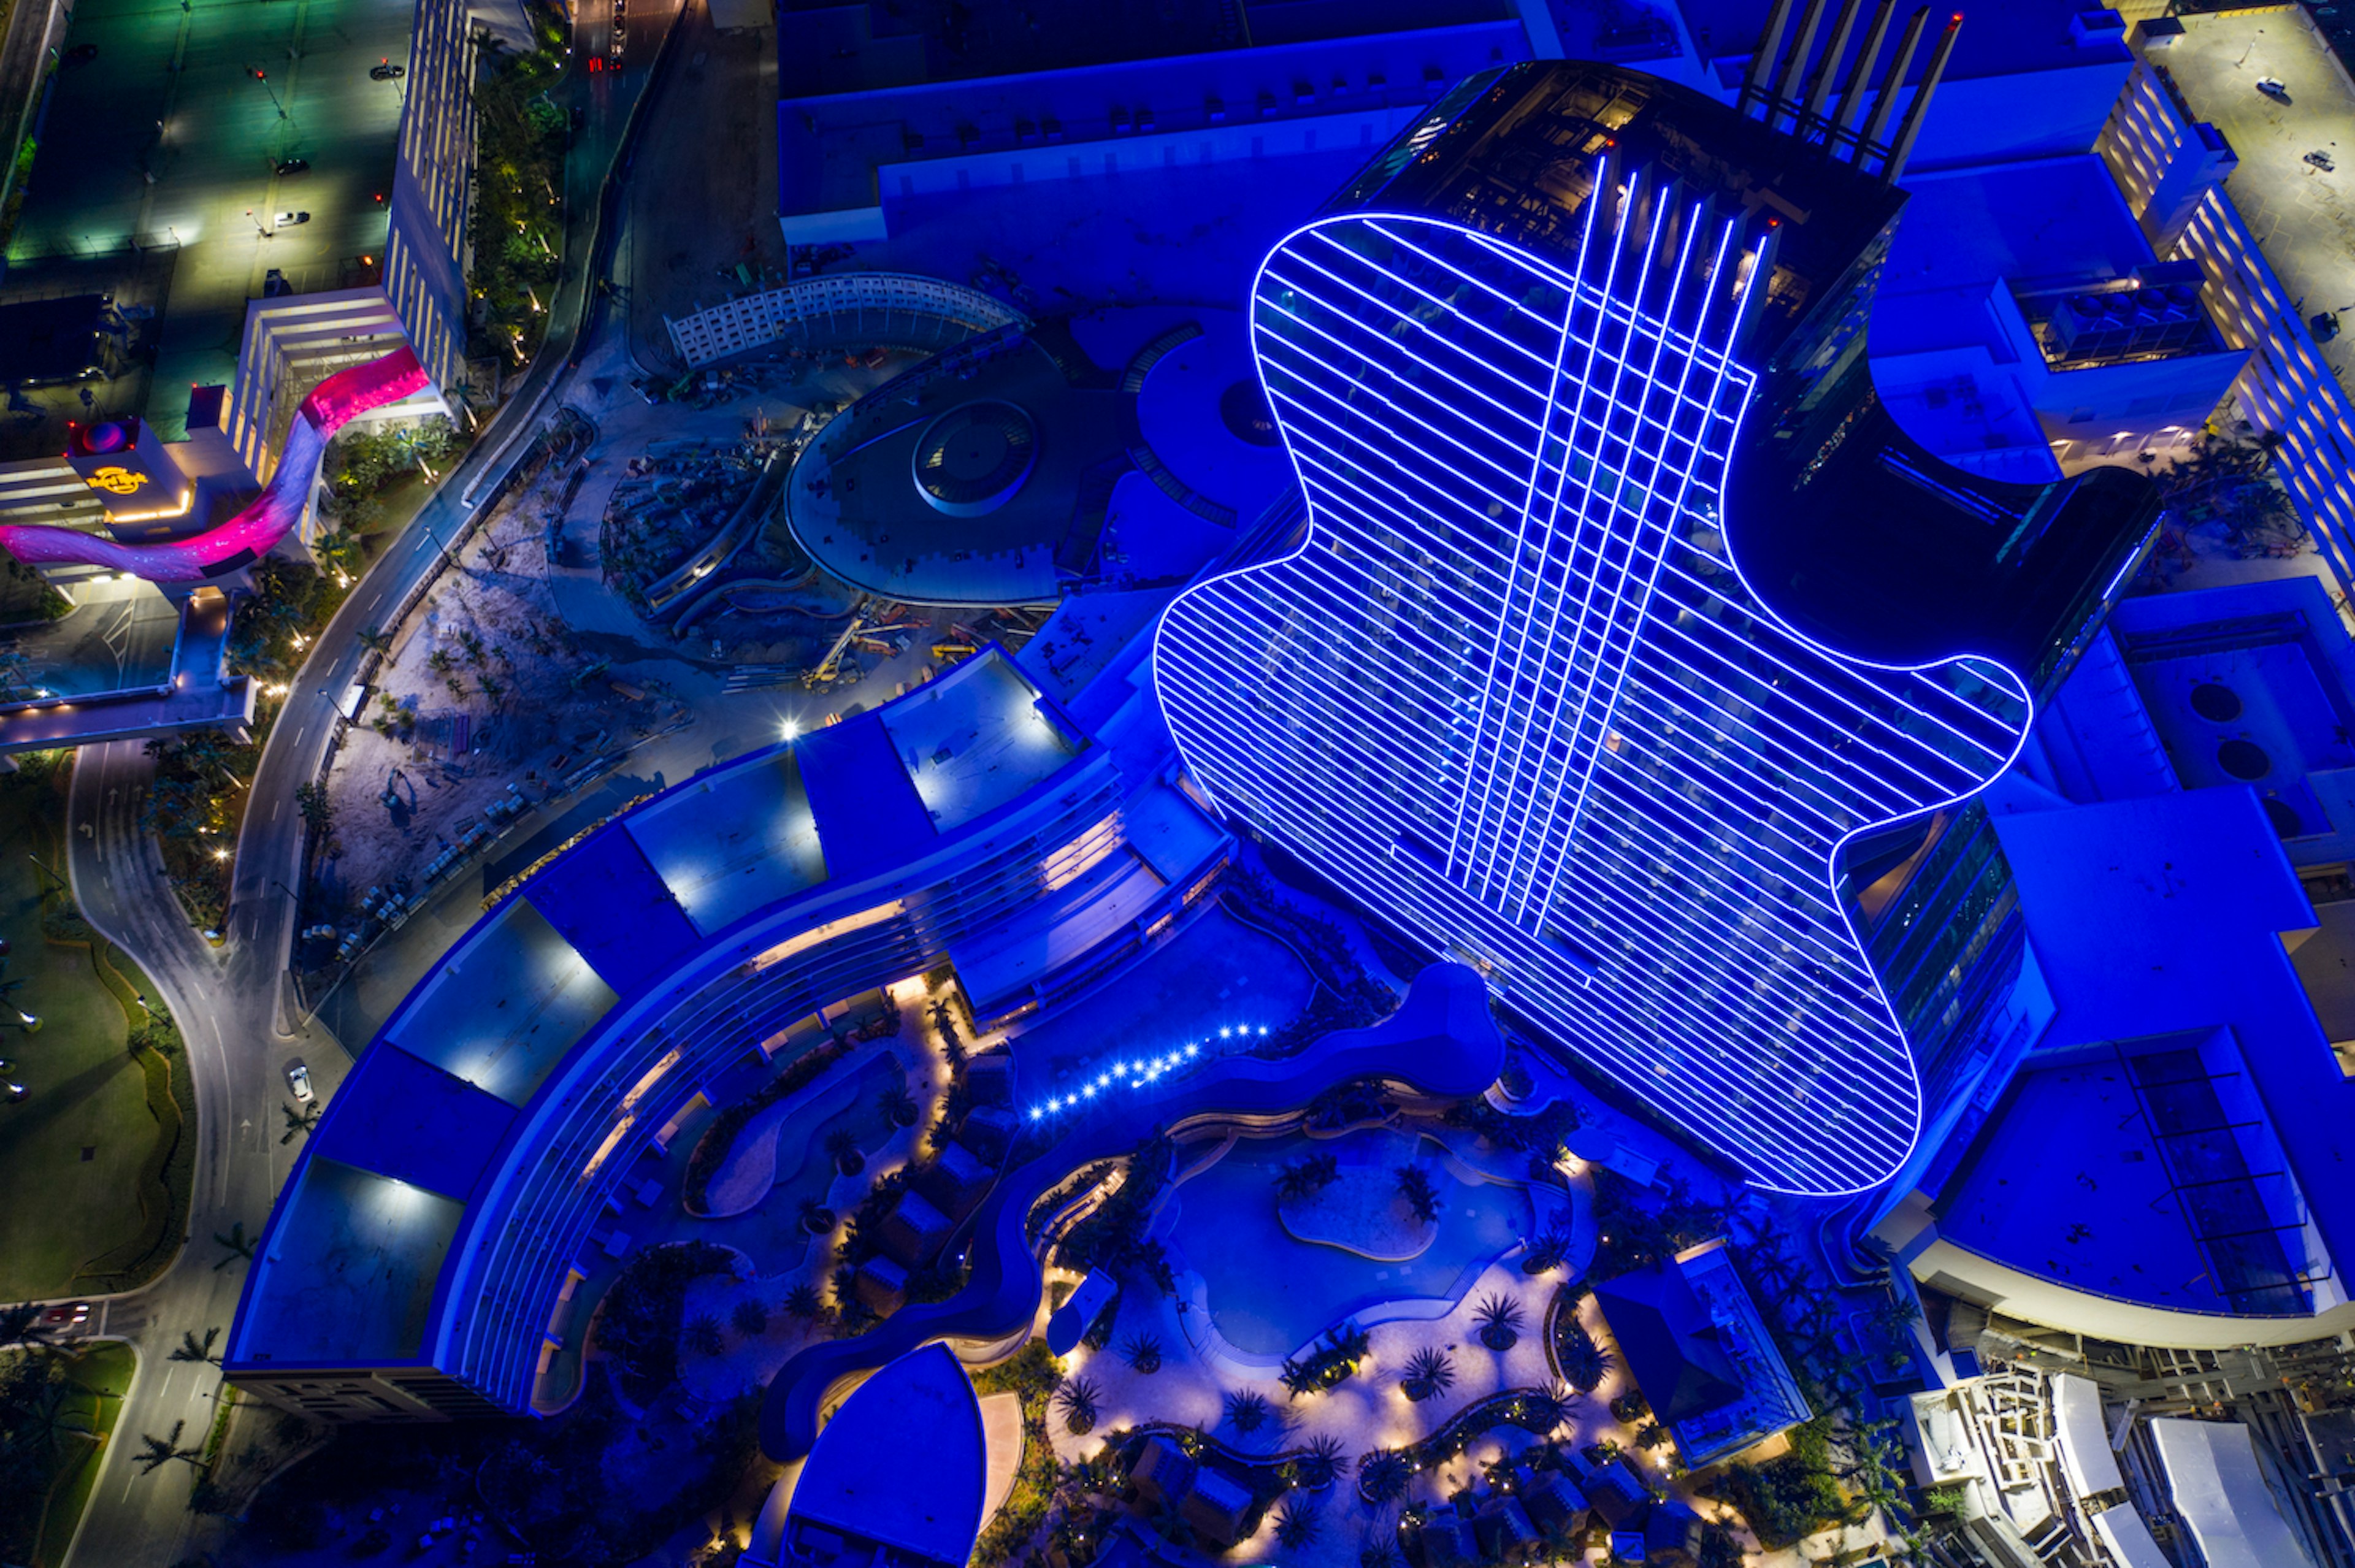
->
xmin=1154 ymin=37 xmax=2159 ymax=1195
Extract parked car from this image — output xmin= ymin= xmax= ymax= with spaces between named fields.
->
xmin=2307 ymin=149 xmax=2336 ymax=172
xmin=4 ymin=1082 xmax=25 ymax=1103
xmin=286 ymin=1061 xmax=313 ymax=1101
xmin=369 ymin=59 xmax=404 ymax=80
xmin=273 ymin=210 xmax=311 ymax=226
xmin=275 ymin=157 xmax=310 ymax=176
xmin=2258 ymin=77 xmax=2291 ymax=101
xmin=2314 ymin=311 xmax=2342 ymax=343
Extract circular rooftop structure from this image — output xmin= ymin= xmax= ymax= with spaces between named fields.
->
xmin=912 ymin=400 xmax=1039 ymax=516
xmin=1129 ymin=311 xmax=1293 ymax=518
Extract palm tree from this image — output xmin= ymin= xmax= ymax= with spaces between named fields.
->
xmin=1557 ymin=1325 xmax=1612 ymax=1393
xmin=1395 ymin=1164 xmax=1440 ymax=1224
xmin=1472 ymin=1292 xmax=1523 ymax=1352
xmin=1869 ymin=1288 xmax=1923 ymax=1339
xmin=783 ymin=1283 xmax=824 ymax=1320
xmin=1120 ymin=1332 xmax=1163 ymax=1374
xmin=878 ymin=1080 xmax=918 ymax=1128
xmin=1360 ymin=1535 xmax=1404 ymax=1568
xmin=169 ymin=1328 xmax=220 ymax=1363
xmin=1054 ymin=1375 xmax=1101 ymax=1435
xmin=14 ymin=1375 xmax=88 ymax=1459
xmin=280 ymin=1100 xmax=321 ymax=1144
xmin=134 ymin=1420 xmax=203 ymax=1475
xmin=1401 ymin=1347 xmax=1454 ymax=1402
xmin=684 ymin=1314 xmax=724 ymax=1356
xmin=731 ymin=1298 xmax=768 ymax=1337
xmin=1 ymin=1301 xmax=56 ymax=1351
xmin=1514 ymin=1380 xmax=1576 ymax=1434
xmin=1521 ymin=1222 xmax=1572 ymax=1275
xmin=1274 ymin=1152 xmax=1339 ymax=1202
xmin=825 ymin=1128 xmax=864 ymax=1176
xmin=212 ymin=1222 xmax=255 ymax=1272
xmin=1225 ymin=1389 xmax=1272 ymax=1433
xmin=1284 ymin=1434 xmax=1349 ymax=1491
xmin=1358 ymin=1449 xmax=1411 ymax=1504
xmin=1273 ymin=1500 xmax=1321 ymax=1549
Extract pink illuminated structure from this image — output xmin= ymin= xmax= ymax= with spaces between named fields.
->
xmin=0 ymin=346 xmax=433 ymax=583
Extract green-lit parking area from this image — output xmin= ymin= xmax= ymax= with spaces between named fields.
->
xmin=5 ymin=0 xmax=412 ymax=437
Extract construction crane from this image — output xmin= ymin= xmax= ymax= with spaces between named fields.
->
xmin=803 ymin=604 xmax=870 ymax=689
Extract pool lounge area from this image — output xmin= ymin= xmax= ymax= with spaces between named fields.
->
xmin=1163 ymin=1126 xmax=1536 ymax=1360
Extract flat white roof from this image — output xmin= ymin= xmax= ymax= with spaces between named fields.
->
xmin=2092 ymin=1503 xmax=2174 ymax=1568
xmin=2151 ymin=1418 xmax=2317 ymax=1568
xmin=2051 ymin=1374 xmax=2124 ymax=1499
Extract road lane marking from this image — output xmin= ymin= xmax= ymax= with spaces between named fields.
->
xmin=271 ymin=799 xmax=281 ymax=823
xmin=293 ymin=725 xmax=307 ymax=747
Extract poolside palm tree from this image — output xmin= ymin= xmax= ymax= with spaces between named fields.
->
xmin=783 ymin=1283 xmax=824 ymax=1320
xmin=732 ymin=1298 xmax=769 ymax=1337
xmin=1472 ymin=1293 xmax=1523 ymax=1352
xmin=1395 ymin=1165 xmax=1440 ymax=1225
xmin=1284 ymin=1434 xmax=1349 ymax=1491
xmin=1359 ymin=1534 xmax=1404 ymax=1568
xmin=684 ymin=1314 xmax=724 ymax=1356
xmin=1273 ymin=1500 xmax=1321 ymax=1549
xmin=1054 ymin=1375 xmax=1101 ymax=1436
xmin=878 ymin=1080 xmax=918 ymax=1128
xmin=1521 ymin=1221 xmax=1572 ymax=1275
xmin=1224 ymin=1389 xmax=1273 ymax=1433
xmin=1274 ymin=1152 xmax=1339 ymax=1202
xmin=1512 ymin=1380 xmax=1576 ymax=1434
xmin=1557 ymin=1325 xmax=1612 ymax=1393
xmin=1120 ymin=1332 xmax=1163 ymax=1374
xmin=825 ymin=1128 xmax=865 ymax=1176
xmin=1358 ymin=1449 xmax=1411 ymax=1504
xmin=134 ymin=1420 xmax=203 ymax=1475
xmin=169 ymin=1328 xmax=220 ymax=1364
xmin=1401 ymin=1347 xmax=1454 ymax=1402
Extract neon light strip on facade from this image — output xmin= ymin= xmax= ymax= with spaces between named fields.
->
xmin=1152 ymin=206 xmax=2031 ymax=1196
xmin=0 ymin=346 xmax=431 ymax=583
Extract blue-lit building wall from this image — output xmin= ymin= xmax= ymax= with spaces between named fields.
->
xmin=1154 ymin=201 xmax=2048 ymax=1197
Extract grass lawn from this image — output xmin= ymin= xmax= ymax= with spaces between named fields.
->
xmin=0 ymin=767 xmax=181 ymax=1299
xmin=0 ymin=1339 xmax=136 ymax=1567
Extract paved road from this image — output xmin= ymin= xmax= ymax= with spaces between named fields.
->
xmin=39 ymin=3 xmax=684 ymax=1560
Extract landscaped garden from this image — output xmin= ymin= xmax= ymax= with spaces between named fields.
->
xmin=0 ymin=755 xmax=190 ymax=1299
xmin=0 ymin=1323 xmax=134 ymax=1568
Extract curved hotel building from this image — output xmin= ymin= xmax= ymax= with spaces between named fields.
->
xmin=221 ymin=648 xmax=1228 ymax=1418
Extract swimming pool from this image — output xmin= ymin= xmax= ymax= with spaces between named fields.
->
xmin=1163 ymin=1128 xmax=1530 ymax=1357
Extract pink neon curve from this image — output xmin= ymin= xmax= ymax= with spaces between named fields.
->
xmin=0 ymin=346 xmax=433 ymax=583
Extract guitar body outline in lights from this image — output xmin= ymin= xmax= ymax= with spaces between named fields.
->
xmin=1155 ymin=154 xmax=2059 ymax=1197
xmin=0 ymin=346 xmax=432 ymax=583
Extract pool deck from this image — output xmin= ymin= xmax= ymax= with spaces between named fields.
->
xmin=1162 ymin=1120 xmax=1577 ymax=1375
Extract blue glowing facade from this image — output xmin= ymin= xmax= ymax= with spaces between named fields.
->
xmin=1154 ymin=64 xmax=2159 ymax=1196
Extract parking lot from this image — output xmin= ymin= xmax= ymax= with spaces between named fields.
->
xmin=2164 ymin=10 xmax=2355 ymax=385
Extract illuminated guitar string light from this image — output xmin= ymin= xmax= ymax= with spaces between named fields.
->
xmin=1152 ymin=194 xmax=2031 ymax=1198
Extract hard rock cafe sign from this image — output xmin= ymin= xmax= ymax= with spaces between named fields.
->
xmin=85 ymin=466 xmax=150 ymax=496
